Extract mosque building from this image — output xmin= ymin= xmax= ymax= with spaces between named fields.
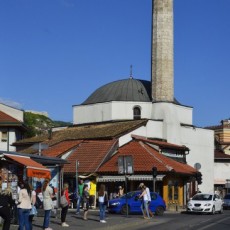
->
xmin=73 ymin=0 xmax=214 ymax=194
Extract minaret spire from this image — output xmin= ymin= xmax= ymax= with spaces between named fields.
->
xmin=129 ymin=65 xmax=133 ymax=79
xmin=151 ymin=0 xmax=174 ymax=102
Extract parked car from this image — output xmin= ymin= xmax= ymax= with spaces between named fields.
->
xmin=108 ymin=190 xmax=166 ymax=215
xmin=187 ymin=193 xmax=223 ymax=214
xmin=223 ymin=193 xmax=230 ymax=210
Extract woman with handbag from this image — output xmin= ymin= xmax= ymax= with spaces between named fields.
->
xmin=29 ymin=183 xmax=36 ymax=230
xmin=61 ymin=183 xmax=70 ymax=227
xmin=98 ymin=184 xmax=108 ymax=223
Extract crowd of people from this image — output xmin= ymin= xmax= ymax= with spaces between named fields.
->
xmin=0 ymin=178 xmax=153 ymax=229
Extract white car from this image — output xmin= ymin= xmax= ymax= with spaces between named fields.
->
xmin=187 ymin=193 xmax=223 ymax=214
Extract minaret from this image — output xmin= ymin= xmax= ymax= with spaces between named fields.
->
xmin=151 ymin=0 xmax=174 ymax=102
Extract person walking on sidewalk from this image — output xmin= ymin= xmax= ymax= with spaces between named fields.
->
xmin=42 ymin=179 xmax=54 ymax=230
xmin=18 ymin=181 xmax=32 ymax=230
xmin=61 ymin=183 xmax=70 ymax=227
xmin=138 ymin=183 xmax=150 ymax=219
xmin=82 ymin=184 xmax=89 ymax=220
xmin=76 ymin=179 xmax=84 ymax=215
xmin=29 ymin=183 xmax=37 ymax=230
xmin=98 ymin=184 xmax=108 ymax=223
xmin=145 ymin=185 xmax=154 ymax=218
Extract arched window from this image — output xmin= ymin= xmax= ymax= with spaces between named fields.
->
xmin=133 ymin=106 xmax=141 ymax=120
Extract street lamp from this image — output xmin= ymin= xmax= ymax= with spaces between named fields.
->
xmin=152 ymin=167 xmax=157 ymax=192
xmin=76 ymin=160 xmax=79 ymax=195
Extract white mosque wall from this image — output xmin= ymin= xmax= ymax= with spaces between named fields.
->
xmin=118 ymin=120 xmax=163 ymax=147
xmin=151 ymin=103 xmax=193 ymax=144
xmin=73 ymin=101 xmax=152 ymax=124
xmin=152 ymin=103 xmax=193 ymax=125
xmin=180 ymin=126 xmax=214 ymax=193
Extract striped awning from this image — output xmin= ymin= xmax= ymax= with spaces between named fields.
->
xmin=96 ymin=174 xmax=165 ymax=182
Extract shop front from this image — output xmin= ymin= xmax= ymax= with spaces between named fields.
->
xmin=0 ymin=153 xmax=51 ymax=200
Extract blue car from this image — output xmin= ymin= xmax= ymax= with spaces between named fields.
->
xmin=108 ymin=191 xmax=166 ymax=215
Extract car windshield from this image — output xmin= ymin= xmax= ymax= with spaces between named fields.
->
xmin=120 ymin=191 xmax=139 ymax=199
xmin=192 ymin=194 xmax=213 ymax=201
xmin=224 ymin=194 xmax=230 ymax=199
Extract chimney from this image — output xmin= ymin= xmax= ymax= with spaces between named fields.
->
xmin=151 ymin=0 xmax=174 ymax=102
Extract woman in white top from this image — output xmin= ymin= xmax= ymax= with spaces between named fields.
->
xmin=42 ymin=179 xmax=53 ymax=230
xmin=18 ymin=181 xmax=32 ymax=230
xmin=98 ymin=184 xmax=108 ymax=223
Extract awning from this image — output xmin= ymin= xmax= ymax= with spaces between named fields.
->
xmin=4 ymin=154 xmax=51 ymax=179
xmin=96 ymin=174 xmax=165 ymax=182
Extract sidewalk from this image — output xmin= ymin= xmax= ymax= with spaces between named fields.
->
xmin=10 ymin=208 xmax=164 ymax=230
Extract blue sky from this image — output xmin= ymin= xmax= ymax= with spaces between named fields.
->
xmin=0 ymin=0 xmax=229 ymax=127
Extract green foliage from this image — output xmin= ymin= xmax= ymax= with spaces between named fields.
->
xmin=24 ymin=112 xmax=72 ymax=138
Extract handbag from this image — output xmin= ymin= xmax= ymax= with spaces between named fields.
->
xmin=29 ymin=205 xmax=37 ymax=216
xmin=60 ymin=194 xmax=68 ymax=208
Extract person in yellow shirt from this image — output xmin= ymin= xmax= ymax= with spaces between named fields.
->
xmin=89 ymin=180 xmax=96 ymax=208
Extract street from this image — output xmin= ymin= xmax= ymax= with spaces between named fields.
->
xmin=9 ymin=209 xmax=230 ymax=230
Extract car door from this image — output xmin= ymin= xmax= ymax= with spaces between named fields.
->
xmin=131 ymin=192 xmax=142 ymax=212
xmin=148 ymin=193 xmax=158 ymax=212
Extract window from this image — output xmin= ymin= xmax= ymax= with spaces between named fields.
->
xmin=133 ymin=106 xmax=141 ymax=120
xmin=1 ymin=131 xmax=8 ymax=142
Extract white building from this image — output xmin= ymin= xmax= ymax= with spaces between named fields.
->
xmin=0 ymin=103 xmax=26 ymax=151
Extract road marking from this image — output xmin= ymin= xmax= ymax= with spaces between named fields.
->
xmin=197 ymin=216 xmax=230 ymax=230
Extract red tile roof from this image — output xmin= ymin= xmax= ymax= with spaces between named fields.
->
xmin=0 ymin=111 xmax=21 ymax=123
xmin=98 ymin=140 xmax=197 ymax=175
xmin=63 ymin=139 xmax=118 ymax=174
xmin=131 ymin=135 xmax=189 ymax=151
xmin=42 ymin=140 xmax=83 ymax=157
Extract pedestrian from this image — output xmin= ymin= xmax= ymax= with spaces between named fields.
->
xmin=61 ymin=183 xmax=70 ymax=227
xmin=145 ymin=185 xmax=154 ymax=218
xmin=0 ymin=187 xmax=15 ymax=230
xmin=117 ymin=186 xmax=124 ymax=197
xmin=29 ymin=183 xmax=37 ymax=230
xmin=18 ymin=181 xmax=32 ymax=230
xmin=98 ymin=184 xmax=108 ymax=223
xmin=82 ymin=184 xmax=89 ymax=220
xmin=138 ymin=183 xmax=150 ymax=219
xmin=42 ymin=178 xmax=54 ymax=230
xmin=11 ymin=182 xmax=21 ymax=225
xmin=76 ymin=179 xmax=84 ymax=215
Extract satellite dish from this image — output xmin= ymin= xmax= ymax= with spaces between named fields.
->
xmin=194 ymin=163 xmax=201 ymax=170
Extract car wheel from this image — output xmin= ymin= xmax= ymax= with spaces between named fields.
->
xmin=155 ymin=206 xmax=164 ymax=216
xmin=211 ymin=206 xmax=215 ymax=215
xmin=121 ymin=204 xmax=130 ymax=215
xmin=219 ymin=206 xmax=224 ymax=214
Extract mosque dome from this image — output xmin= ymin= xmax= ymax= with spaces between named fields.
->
xmin=82 ymin=78 xmax=152 ymax=105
